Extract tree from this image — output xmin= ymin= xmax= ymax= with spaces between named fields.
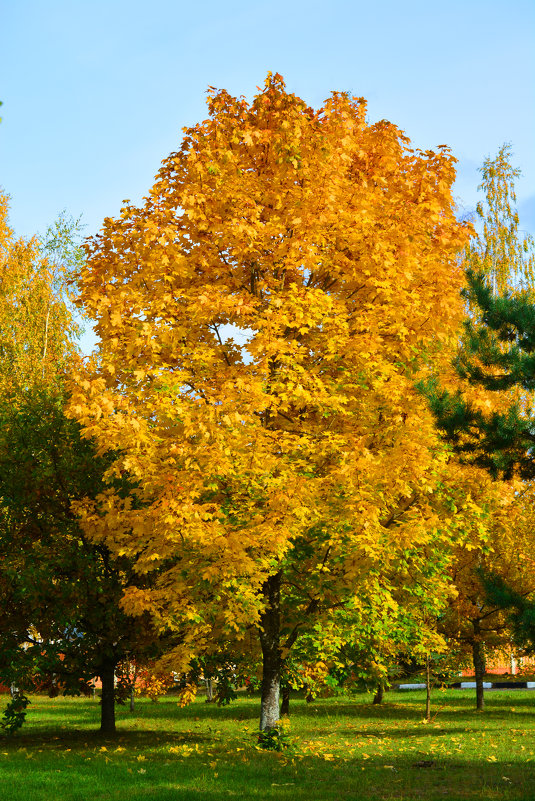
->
xmin=0 ymin=389 xmax=168 ymax=734
xmin=68 ymin=73 xmax=470 ymax=730
xmin=423 ymin=145 xmax=535 ymax=479
xmin=466 ymin=143 xmax=534 ymax=297
xmin=481 ymin=569 xmax=535 ymax=656
xmin=0 ymin=192 xmax=79 ymax=399
xmin=0 ymin=190 xmax=165 ymax=735
xmin=435 ymin=462 xmax=535 ymax=709
xmin=421 ymin=146 xmax=535 ymax=707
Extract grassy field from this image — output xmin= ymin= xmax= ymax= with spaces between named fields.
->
xmin=0 ymin=689 xmax=534 ymax=801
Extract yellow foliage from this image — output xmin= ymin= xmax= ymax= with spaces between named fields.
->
xmin=0 ymin=190 xmax=78 ymax=399
xmin=176 ymin=683 xmax=198 ymax=708
xmin=68 ymin=73 xmax=471 ymax=655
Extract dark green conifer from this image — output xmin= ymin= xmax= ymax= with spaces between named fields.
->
xmin=421 ymin=145 xmax=535 ymax=481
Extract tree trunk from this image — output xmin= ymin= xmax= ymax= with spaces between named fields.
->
xmin=373 ymin=682 xmax=384 ymax=704
xmin=205 ymin=678 xmax=214 ymax=702
xmin=259 ymin=570 xmax=282 ymax=731
xmin=100 ymin=657 xmax=116 ymax=735
xmin=425 ymin=654 xmax=431 ymax=722
xmin=129 ymin=687 xmax=135 ymax=713
xmin=472 ymin=621 xmax=486 ymax=711
xmin=280 ymin=685 xmax=290 ymax=716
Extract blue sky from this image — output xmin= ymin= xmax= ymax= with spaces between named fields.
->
xmin=1 ymin=0 xmax=534 ymax=349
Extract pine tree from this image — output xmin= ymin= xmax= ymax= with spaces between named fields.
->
xmin=480 ymin=571 xmax=535 ymax=656
xmin=423 ymin=145 xmax=535 ymax=480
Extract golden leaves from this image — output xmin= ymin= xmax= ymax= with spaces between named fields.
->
xmin=67 ymin=74 xmax=474 ymax=653
xmin=0 ymin=190 xmax=79 ymax=399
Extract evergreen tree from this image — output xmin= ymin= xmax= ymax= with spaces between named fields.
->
xmin=480 ymin=571 xmax=535 ymax=655
xmin=422 ymin=145 xmax=535 ymax=480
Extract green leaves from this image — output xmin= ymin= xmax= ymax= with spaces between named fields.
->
xmin=0 ymin=693 xmax=30 ymax=737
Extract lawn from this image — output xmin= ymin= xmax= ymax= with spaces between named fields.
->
xmin=0 ymin=689 xmax=534 ymax=801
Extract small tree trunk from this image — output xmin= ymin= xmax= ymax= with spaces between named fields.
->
xmin=100 ymin=657 xmax=116 ymax=735
xmin=259 ymin=570 xmax=282 ymax=731
xmin=205 ymin=678 xmax=214 ymax=702
xmin=280 ymin=685 xmax=290 ymax=716
xmin=510 ymin=652 xmax=517 ymax=675
xmin=373 ymin=682 xmax=384 ymax=704
xmin=129 ymin=687 xmax=135 ymax=713
xmin=472 ymin=621 xmax=486 ymax=711
xmin=425 ymin=655 xmax=431 ymax=722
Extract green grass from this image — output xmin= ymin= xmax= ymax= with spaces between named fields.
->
xmin=0 ymin=689 xmax=534 ymax=800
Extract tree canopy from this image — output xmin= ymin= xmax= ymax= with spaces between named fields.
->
xmin=68 ymin=73 xmax=471 ymax=729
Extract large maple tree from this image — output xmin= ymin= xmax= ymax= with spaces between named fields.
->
xmin=69 ymin=74 xmax=470 ymax=729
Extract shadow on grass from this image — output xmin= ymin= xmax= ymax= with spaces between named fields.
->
xmin=15 ymin=689 xmax=535 ymax=735
xmin=0 ymin=744 xmax=532 ymax=801
xmin=1 ymin=692 xmax=534 ymax=800
xmin=8 ymin=726 xmax=214 ymax=751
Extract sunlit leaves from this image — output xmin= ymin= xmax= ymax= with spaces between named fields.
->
xmin=69 ymin=73 xmax=471 ymax=669
xmin=0 ymin=191 xmax=79 ymax=399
